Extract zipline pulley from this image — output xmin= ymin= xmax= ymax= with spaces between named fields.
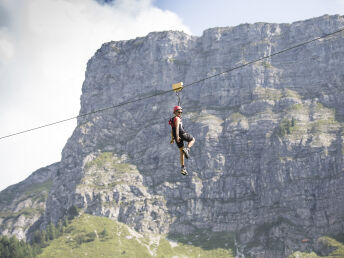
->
xmin=172 ymin=82 xmax=183 ymax=106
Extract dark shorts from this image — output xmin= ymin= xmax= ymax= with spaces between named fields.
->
xmin=176 ymin=133 xmax=194 ymax=148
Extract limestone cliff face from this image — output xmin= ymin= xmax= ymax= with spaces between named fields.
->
xmin=0 ymin=163 xmax=58 ymax=240
xmin=42 ymin=15 xmax=344 ymax=257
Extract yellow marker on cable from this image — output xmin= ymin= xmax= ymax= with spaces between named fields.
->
xmin=172 ymin=82 xmax=183 ymax=92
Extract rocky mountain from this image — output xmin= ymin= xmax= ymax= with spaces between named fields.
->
xmin=1 ymin=14 xmax=344 ymax=257
xmin=0 ymin=163 xmax=58 ymax=240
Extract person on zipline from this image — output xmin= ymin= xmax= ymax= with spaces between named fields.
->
xmin=169 ymin=106 xmax=195 ymax=175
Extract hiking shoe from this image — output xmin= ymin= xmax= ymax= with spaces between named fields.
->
xmin=180 ymin=167 xmax=188 ymax=176
xmin=182 ymin=147 xmax=190 ymax=159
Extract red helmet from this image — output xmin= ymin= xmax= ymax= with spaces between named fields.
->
xmin=173 ymin=106 xmax=182 ymax=112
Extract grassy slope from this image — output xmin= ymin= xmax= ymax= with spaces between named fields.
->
xmin=289 ymin=237 xmax=344 ymax=258
xmin=38 ymin=214 xmax=236 ymax=258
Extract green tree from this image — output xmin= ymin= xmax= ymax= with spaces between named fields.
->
xmin=63 ymin=217 xmax=69 ymax=227
xmin=75 ymin=234 xmax=85 ymax=245
xmin=68 ymin=205 xmax=79 ymax=220
xmin=0 ymin=235 xmax=34 ymax=258
xmin=42 ymin=229 xmax=48 ymax=242
xmin=46 ymin=223 xmax=57 ymax=240
xmin=291 ymin=117 xmax=296 ymax=127
xmin=32 ymin=230 xmax=45 ymax=245
xmin=85 ymin=232 xmax=97 ymax=242
xmin=286 ymin=120 xmax=291 ymax=134
xmin=57 ymin=219 xmax=64 ymax=235
xmin=100 ymin=228 xmax=108 ymax=239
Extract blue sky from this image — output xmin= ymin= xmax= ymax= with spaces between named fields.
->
xmin=154 ymin=0 xmax=344 ymax=35
xmin=0 ymin=0 xmax=343 ymax=191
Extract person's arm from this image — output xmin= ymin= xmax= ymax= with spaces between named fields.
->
xmin=170 ymin=128 xmax=174 ymax=144
xmin=175 ymin=117 xmax=181 ymax=142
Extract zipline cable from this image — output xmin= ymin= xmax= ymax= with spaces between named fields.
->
xmin=183 ymin=26 xmax=344 ymax=89
xmin=0 ymin=89 xmax=176 ymax=140
xmin=1 ymin=26 xmax=344 ymax=141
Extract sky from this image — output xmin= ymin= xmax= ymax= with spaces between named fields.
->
xmin=0 ymin=0 xmax=343 ymax=191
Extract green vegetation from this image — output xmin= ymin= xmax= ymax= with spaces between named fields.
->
xmin=5 ymin=211 xmax=343 ymax=258
xmin=0 ymin=208 xmax=41 ymax=220
xmin=0 ymin=235 xmax=37 ymax=258
xmin=164 ymin=229 xmax=236 ymax=257
xmin=133 ymin=39 xmax=144 ymax=46
xmin=281 ymin=100 xmax=344 ymax=147
xmin=0 ymin=179 xmax=53 ymax=207
xmin=34 ymin=214 xmax=236 ymax=258
xmin=319 ymin=237 xmax=344 ymax=257
xmin=0 ymin=189 xmax=17 ymax=206
xmin=289 ymin=251 xmax=319 ymax=258
xmin=80 ymin=152 xmax=139 ymax=190
xmin=289 ymin=236 xmax=344 ymax=258
xmin=24 ymin=180 xmax=53 ymax=197
xmin=85 ymin=152 xmax=131 ymax=173
xmin=253 ymin=86 xmax=302 ymax=102
xmin=0 ymin=179 xmax=53 ymax=225
xmin=10 ymin=210 xmax=344 ymax=258
xmin=244 ymin=216 xmax=303 ymax=252
xmin=192 ymin=113 xmax=224 ymax=124
xmin=261 ymin=61 xmax=273 ymax=68
xmin=315 ymin=102 xmax=325 ymax=112
xmin=67 ymin=205 xmax=79 ymax=220
xmin=311 ymin=118 xmax=338 ymax=133
xmin=254 ymin=86 xmax=282 ymax=101
xmin=37 ymin=214 xmax=152 ymax=258
xmin=283 ymin=89 xmax=302 ymax=99
xmin=28 ymin=208 xmax=77 ymax=256
xmin=289 ymin=103 xmax=304 ymax=111
xmin=229 ymin=112 xmax=247 ymax=123
xmin=110 ymin=44 xmax=120 ymax=53
xmin=276 ymin=117 xmax=297 ymax=137
xmin=3 ymin=206 xmax=80 ymax=258
xmin=166 ymin=57 xmax=187 ymax=65
xmin=308 ymin=103 xmax=342 ymax=139
xmin=167 ymin=57 xmax=175 ymax=63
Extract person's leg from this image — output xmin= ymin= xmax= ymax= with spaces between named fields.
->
xmin=183 ymin=135 xmax=195 ymax=160
xmin=177 ymin=141 xmax=187 ymax=175
xmin=179 ymin=148 xmax=185 ymax=166
xmin=179 ymin=148 xmax=188 ymax=175
xmin=187 ymin=137 xmax=195 ymax=149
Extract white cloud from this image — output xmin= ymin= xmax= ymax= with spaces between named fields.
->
xmin=0 ymin=28 xmax=14 ymax=63
xmin=0 ymin=0 xmax=189 ymax=190
xmin=337 ymin=0 xmax=344 ymax=11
